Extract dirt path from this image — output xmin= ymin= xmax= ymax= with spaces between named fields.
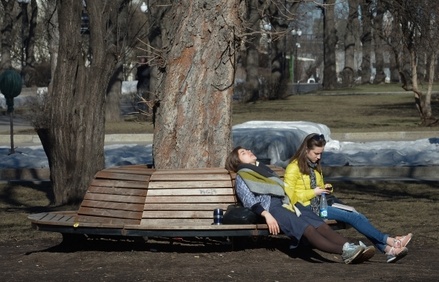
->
xmin=0 ymin=235 xmax=436 ymax=282
xmin=1 ymin=180 xmax=438 ymax=282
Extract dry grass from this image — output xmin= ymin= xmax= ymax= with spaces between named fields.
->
xmin=232 ymin=92 xmax=439 ymax=133
xmin=6 ymin=84 xmax=438 ymax=135
xmin=103 ymin=84 xmax=439 ymax=134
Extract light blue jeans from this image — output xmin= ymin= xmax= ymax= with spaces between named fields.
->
xmin=327 ymin=206 xmax=388 ymax=253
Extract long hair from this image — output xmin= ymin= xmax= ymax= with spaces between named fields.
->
xmin=225 ymin=146 xmax=243 ymax=172
xmin=289 ymin=133 xmax=326 ymax=175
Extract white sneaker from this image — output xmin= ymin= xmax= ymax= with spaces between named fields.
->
xmin=342 ymin=242 xmax=364 ymax=264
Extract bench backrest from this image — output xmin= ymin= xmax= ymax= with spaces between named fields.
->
xmin=142 ymin=168 xmax=236 ymax=226
xmin=78 ymin=165 xmax=152 ymax=225
xmin=77 ymin=165 xmax=286 ymax=226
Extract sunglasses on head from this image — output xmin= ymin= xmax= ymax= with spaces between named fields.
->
xmin=312 ymin=134 xmax=326 ymax=142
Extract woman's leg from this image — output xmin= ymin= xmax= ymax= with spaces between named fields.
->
xmin=269 ymin=199 xmax=345 ymax=254
xmin=315 ymin=222 xmax=349 ymax=246
xmin=303 ymin=225 xmax=343 ymax=254
xmin=296 ymin=203 xmax=349 ymax=246
xmin=327 ymin=206 xmax=387 ymax=252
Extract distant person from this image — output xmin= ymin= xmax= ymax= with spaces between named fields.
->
xmin=283 ymin=133 xmax=412 ymax=263
xmin=225 ymin=146 xmax=373 ymax=264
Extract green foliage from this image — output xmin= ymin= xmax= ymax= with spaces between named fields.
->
xmin=0 ymin=69 xmax=23 ymax=113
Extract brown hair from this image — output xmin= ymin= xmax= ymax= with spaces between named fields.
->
xmin=289 ymin=133 xmax=326 ymax=175
xmin=225 ymin=146 xmax=244 ymax=172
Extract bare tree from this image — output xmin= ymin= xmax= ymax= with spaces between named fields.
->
xmin=385 ymin=0 xmax=438 ymax=126
xmin=35 ymin=1 xmax=135 ymax=205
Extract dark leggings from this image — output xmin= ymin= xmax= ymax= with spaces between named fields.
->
xmin=303 ymin=224 xmax=348 ymax=254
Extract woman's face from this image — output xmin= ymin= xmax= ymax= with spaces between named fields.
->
xmin=306 ymin=146 xmax=324 ymax=163
xmin=238 ymin=148 xmax=257 ymax=164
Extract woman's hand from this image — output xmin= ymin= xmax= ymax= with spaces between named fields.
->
xmin=314 ymin=187 xmax=331 ymax=196
xmin=261 ymin=211 xmax=280 ymax=235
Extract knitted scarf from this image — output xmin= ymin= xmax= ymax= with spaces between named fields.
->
xmin=308 ymin=160 xmax=320 ymax=215
xmin=237 ymin=163 xmax=298 ymax=214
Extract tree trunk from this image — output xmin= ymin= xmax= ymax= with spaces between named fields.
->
xmin=323 ymin=0 xmax=338 ymax=90
xmin=106 ymin=64 xmax=123 ymax=122
xmin=153 ymin=1 xmax=241 ymax=169
xmin=37 ymin=1 xmax=128 ymax=205
xmin=373 ymin=0 xmax=386 ymax=84
xmin=46 ymin=2 xmax=59 ymax=89
xmin=360 ymin=0 xmax=372 ymax=84
xmin=408 ymin=48 xmax=424 ymax=121
xmin=24 ymin=0 xmax=38 ymax=86
xmin=425 ymin=52 xmax=435 ymax=119
xmin=0 ymin=0 xmax=15 ymax=71
xmin=243 ymin=0 xmax=261 ymax=102
xmin=342 ymin=0 xmax=359 ymax=87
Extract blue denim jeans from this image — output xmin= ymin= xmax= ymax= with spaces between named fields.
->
xmin=327 ymin=206 xmax=388 ymax=252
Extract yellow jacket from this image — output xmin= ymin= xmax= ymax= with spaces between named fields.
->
xmin=284 ymin=159 xmax=324 ymax=207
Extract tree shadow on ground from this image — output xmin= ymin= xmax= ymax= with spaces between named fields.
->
xmin=25 ymin=234 xmax=339 ymax=263
xmin=332 ymin=180 xmax=439 ymax=202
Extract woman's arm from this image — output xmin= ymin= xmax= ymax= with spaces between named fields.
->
xmin=235 ymin=176 xmax=280 ymax=235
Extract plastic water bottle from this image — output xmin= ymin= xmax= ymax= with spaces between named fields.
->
xmin=320 ymin=193 xmax=328 ymax=218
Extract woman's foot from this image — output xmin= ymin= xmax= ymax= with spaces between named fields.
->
xmin=386 ymin=246 xmax=408 ymax=263
xmin=393 ymin=233 xmax=413 ymax=248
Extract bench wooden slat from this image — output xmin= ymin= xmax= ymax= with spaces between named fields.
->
xmin=90 ymin=179 xmax=150 ymax=189
xmin=77 ymin=215 xmax=140 ymax=225
xmin=133 ymin=222 xmax=270 ymax=229
xmin=147 ymin=180 xmax=233 ymax=189
xmin=151 ymin=168 xmax=228 ymax=175
xmin=87 ymin=185 xmax=148 ymax=196
xmin=142 ymin=210 xmax=228 ymax=219
xmin=82 ymin=193 xmax=146 ymax=204
xmin=80 ymin=199 xmax=144 ymax=211
xmin=150 ymin=173 xmax=231 ymax=181
xmin=142 ymin=203 xmax=234 ymax=211
xmin=94 ymin=171 xmax=150 ymax=182
xmin=146 ymin=187 xmax=235 ymax=196
xmin=144 ymin=195 xmax=236 ymax=203
xmin=28 ymin=212 xmax=77 ymax=224
xmin=95 ymin=166 xmax=154 ymax=175
xmin=78 ymin=207 xmax=142 ymax=220
xmin=140 ymin=218 xmax=216 ymax=225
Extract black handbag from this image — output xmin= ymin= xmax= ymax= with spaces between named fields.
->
xmin=222 ymin=204 xmax=263 ymax=224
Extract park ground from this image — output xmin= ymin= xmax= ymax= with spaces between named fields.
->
xmin=1 ymin=180 xmax=438 ymax=282
xmin=1 ymin=86 xmax=438 ymax=281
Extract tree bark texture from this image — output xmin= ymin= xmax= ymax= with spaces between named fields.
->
xmin=360 ymin=0 xmax=372 ymax=84
xmin=40 ymin=1 xmax=129 ymax=205
xmin=242 ymin=0 xmax=260 ymax=102
xmin=153 ymin=1 xmax=241 ymax=169
xmin=342 ymin=0 xmax=359 ymax=87
xmin=323 ymin=0 xmax=337 ymax=90
xmin=373 ymin=0 xmax=386 ymax=84
xmin=0 ymin=0 xmax=15 ymax=71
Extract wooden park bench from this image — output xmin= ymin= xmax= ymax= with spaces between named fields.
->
xmin=28 ymin=165 xmax=347 ymax=243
